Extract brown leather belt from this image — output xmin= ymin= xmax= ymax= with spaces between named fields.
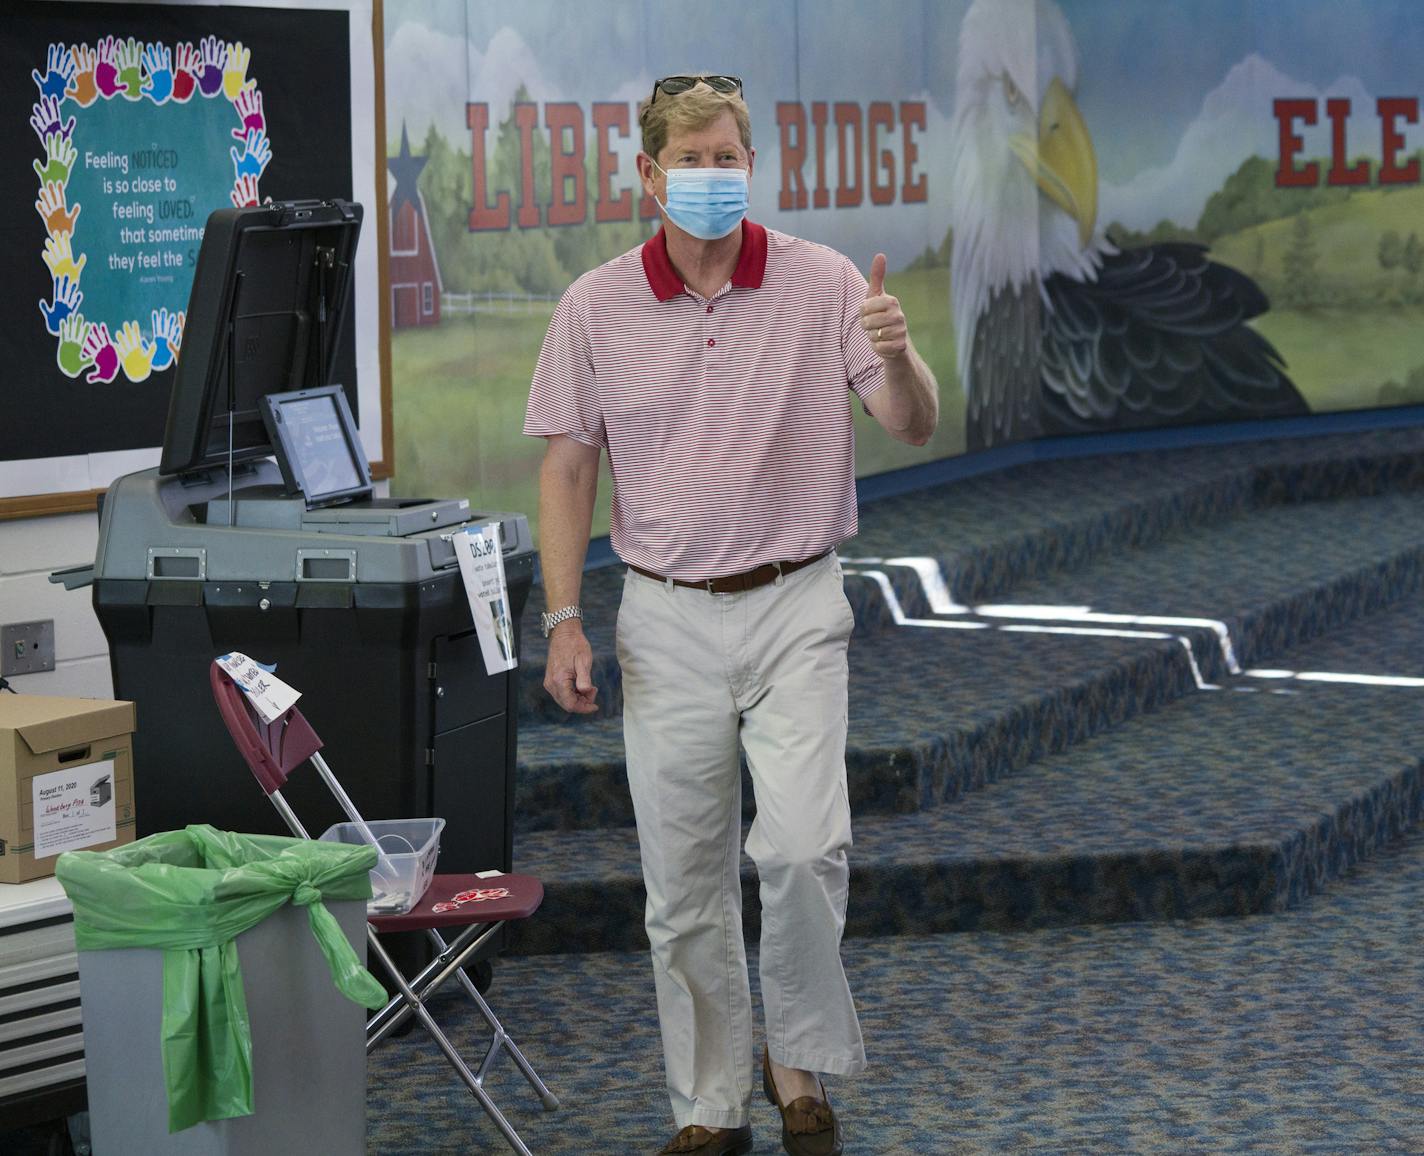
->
xmin=629 ymin=550 xmax=831 ymax=594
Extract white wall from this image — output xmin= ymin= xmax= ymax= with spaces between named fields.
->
xmin=0 ymin=513 xmax=113 ymax=699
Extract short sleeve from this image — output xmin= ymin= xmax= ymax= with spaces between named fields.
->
xmin=841 ymin=258 xmax=885 ymax=402
xmin=524 ymin=283 xmax=606 ymax=448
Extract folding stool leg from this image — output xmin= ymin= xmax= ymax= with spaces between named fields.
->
xmin=368 ymin=921 xmax=494 ymax=1046
xmin=364 ymin=928 xmax=536 ymax=1156
xmin=426 ymin=928 xmax=561 ymax=1111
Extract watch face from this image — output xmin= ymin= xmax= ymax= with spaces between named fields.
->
xmin=542 ymin=608 xmax=578 ymax=637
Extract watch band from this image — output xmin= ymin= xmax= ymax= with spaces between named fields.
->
xmin=540 ymin=605 xmax=583 ymax=637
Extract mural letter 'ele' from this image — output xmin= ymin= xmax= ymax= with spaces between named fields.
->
xmin=950 ymin=0 xmax=1308 ymax=450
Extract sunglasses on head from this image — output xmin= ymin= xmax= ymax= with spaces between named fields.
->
xmin=651 ymin=74 xmax=744 ymax=103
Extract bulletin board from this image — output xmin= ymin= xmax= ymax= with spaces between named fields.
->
xmin=0 ymin=0 xmax=385 ymax=519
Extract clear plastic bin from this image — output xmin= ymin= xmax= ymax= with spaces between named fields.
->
xmin=319 ymin=817 xmax=444 ymax=915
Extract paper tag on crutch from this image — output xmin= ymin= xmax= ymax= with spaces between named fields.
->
xmin=217 ymin=651 xmax=302 ymax=723
xmin=452 ymin=522 xmax=517 ymax=674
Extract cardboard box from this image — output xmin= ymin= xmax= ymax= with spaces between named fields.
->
xmin=0 ymin=695 xmax=136 ymax=884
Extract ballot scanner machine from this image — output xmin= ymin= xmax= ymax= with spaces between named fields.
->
xmin=64 ymin=200 xmax=533 ymax=876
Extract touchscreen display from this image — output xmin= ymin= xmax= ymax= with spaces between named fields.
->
xmin=280 ymin=394 xmax=363 ymax=499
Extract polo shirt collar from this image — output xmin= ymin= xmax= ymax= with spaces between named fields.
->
xmin=642 ymin=220 xmax=768 ymax=302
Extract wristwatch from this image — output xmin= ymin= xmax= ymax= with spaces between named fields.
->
xmin=540 ymin=605 xmax=583 ymax=637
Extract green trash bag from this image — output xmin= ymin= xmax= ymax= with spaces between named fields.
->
xmin=56 ymin=823 xmax=388 ymax=1133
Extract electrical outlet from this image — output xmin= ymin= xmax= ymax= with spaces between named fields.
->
xmin=1 ymin=620 xmax=56 ymax=677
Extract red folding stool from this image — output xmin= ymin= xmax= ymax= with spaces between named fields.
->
xmin=209 ymin=660 xmax=558 ymax=1156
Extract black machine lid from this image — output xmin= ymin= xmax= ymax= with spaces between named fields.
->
xmin=158 ymin=199 xmax=362 ymax=477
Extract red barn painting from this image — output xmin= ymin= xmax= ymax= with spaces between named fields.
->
xmin=388 ymin=124 xmax=442 ymax=328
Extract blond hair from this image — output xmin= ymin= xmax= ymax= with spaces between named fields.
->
xmin=638 ymin=79 xmax=753 ymax=162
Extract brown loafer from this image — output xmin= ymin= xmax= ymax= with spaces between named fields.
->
xmin=658 ymin=1123 xmax=754 ymax=1155
xmin=762 ymin=1049 xmax=843 ymax=1156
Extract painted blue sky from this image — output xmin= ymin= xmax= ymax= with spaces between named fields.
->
xmin=385 ymin=0 xmax=954 ymax=113
xmin=1064 ymin=0 xmax=1424 ymax=179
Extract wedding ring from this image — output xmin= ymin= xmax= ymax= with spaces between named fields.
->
xmin=876 ymin=327 xmax=883 ymax=341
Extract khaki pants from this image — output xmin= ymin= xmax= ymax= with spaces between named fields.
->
xmin=616 ymin=551 xmax=866 ymax=1130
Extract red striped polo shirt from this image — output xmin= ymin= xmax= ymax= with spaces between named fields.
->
xmin=525 ymin=220 xmax=884 ymax=579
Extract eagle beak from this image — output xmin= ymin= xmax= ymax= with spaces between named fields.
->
xmin=1028 ymin=77 xmax=1098 ymax=248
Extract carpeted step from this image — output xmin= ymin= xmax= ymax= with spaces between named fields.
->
xmin=515 ymin=624 xmax=1205 ymax=833
xmin=848 ymin=426 xmax=1424 ymax=608
xmin=855 ymin=486 xmax=1424 ymax=667
xmin=508 ymin=592 xmax=1424 ymax=954
xmin=513 ymin=428 xmax=1424 ymax=722
xmin=515 ymin=485 xmax=1424 ymax=833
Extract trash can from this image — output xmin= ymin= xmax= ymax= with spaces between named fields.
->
xmin=56 ymin=825 xmax=386 ymax=1154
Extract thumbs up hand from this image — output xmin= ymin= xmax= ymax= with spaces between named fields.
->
xmin=860 ymin=252 xmax=906 ymax=360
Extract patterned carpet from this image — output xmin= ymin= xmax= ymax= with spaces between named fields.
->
xmin=506 ymin=430 xmax=1424 ymax=956
xmin=363 ymin=427 xmax=1424 ymax=1154
xmin=507 ymin=588 xmax=1424 ymax=956
xmin=514 ymin=485 xmax=1424 ymax=843
xmin=367 ymin=826 xmax=1424 ymax=1154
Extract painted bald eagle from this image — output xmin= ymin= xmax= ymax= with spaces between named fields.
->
xmin=950 ymin=0 xmax=1307 ymax=450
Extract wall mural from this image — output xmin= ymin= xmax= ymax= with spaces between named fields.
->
xmin=382 ymin=0 xmax=1424 ymax=537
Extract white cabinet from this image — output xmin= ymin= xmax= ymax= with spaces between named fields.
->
xmin=0 ymin=880 xmax=83 ymax=1106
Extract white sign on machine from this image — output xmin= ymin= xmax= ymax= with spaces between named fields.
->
xmin=452 ymin=521 xmax=517 ymax=674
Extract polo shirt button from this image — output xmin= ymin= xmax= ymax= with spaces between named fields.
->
xmin=706 ymin=305 xmax=713 ymax=314
xmin=707 ymin=338 xmax=715 ymax=347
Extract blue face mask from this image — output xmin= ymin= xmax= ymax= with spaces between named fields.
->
xmin=653 ymin=161 xmax=749 ymax=240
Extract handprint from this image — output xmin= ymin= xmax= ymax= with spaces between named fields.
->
xmin=56 ymin=312 xmax=92 ymax=378
xmin=222 ymin=41 xmax=252 ymax=101
xmin=197 ymin=36 xmax=227 ymax=97
xmin=141 ymin=42 xmax=174 ymax=104
xmin=43 ymin=233 xmax=86 ymax=282
xmin=67 ymin=43 xmax=99 ymax=107
xmin=32 ymin=43 xmax=75 ymax=102
xmin=231 ymin=84 xmax=264 ymax=140
xmin=30 ymin=95 xmax=75 ymax=144
xmin=114 ymin=321 xmax=156 ymax=382
xmin=35 ymin=181 xmax=81 ymax=236
xmin=231 ymin=129 xmax=272 ymax=180
xmin=116 ymin=37 xmax=143 ymax=100
xmin=33 ymin=131 xmax=78 ymax=187
xmin=230 ymin=173 xmax=261 ymax=208
xmin=38 ymin=275 xmax=83 ymax=336
xmin=95 ymin=36 xmax=121 ymax=99
xmin=82 ymin=322 xmax=120 ymax=384
xmin=149 ymin=308 xmax=184 ymax=371
xmin=172 ymin=41 xmax=199 ymax=102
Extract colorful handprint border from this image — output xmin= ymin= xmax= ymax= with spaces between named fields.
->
xmin=32 ymin=37 xmax=274 ymax=385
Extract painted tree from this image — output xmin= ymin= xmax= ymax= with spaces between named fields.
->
xmin=1197 ymin=155 xmax=1348 ymax=242
xmin=1403 ymin=232 xmax=1423 ymax=276
xmin=1378 ymin=229 xmax=1403 ymax=270
xmin=1281 ymin=212 xmax=1316 ymax=307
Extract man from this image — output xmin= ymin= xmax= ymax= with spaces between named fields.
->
xmin=526 ymin=74 xmax=938 ymax=1156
